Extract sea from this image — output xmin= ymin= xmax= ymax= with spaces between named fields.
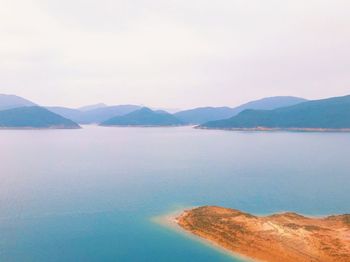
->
xmin=0 ymin=126 xmax=349 ymax=261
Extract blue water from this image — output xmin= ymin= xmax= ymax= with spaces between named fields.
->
xmin=0 ymin=126 xmax=349 ymax=261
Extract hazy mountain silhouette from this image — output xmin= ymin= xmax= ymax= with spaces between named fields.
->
xmin=200 ymin=95 xmax=350 ymax=129
xmin=47 ymin=105 xmax=141 ymax=124
xmin=101 ymin=107 xmax=184 ymax=126
xmin=78 ymin=103 xmax=107 ymax=112
xmin=175 ymin=96 xmax=307 ymax=124
xmin=0 ymin=94 xmax=37 ymax=111
xmin=0 ymin=106 xmax=80 ymax=129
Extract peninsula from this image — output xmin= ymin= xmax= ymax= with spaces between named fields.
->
xmin=176 ymin=206 xmax=350 ymax=262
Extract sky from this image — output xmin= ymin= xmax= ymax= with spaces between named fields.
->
xmin=1 ymin=0 xmax=350 ymax=109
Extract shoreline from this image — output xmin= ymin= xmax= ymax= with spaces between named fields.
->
xmin=196 ymin=126 xmax=350 ymax=133
xmin=152 ymin=208 xmax=256 ymax=262
xmin=169 ymin=206 xmax=350 ymax=262
xmin=0 ymin=126 xmax=81 ymax=130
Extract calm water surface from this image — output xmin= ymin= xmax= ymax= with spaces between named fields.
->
xmin=0 ymin=126 xmax=349 ymax=261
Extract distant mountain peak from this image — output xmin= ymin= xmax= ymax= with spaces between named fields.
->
xmin=47 ymin=104 xmax=141 ymax=124
xmin=236 ymin=96 xmax=307 ymax=110
xmin=0 ymin=94 xmax=37 ymax=111
xmin=78 ymin=103 xmax=107 ymax=112
xmin=138 ymin=107 xmax=153 ymax=113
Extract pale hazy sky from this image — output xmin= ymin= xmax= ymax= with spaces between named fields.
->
xmin=1 ymin=0 xmax=350 ymax=109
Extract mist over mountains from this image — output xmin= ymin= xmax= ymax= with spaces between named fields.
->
xmin=0 ymin=93 xmax=349 ymax=130
xmin=47 ymin=105 xmax=141 ymax=124
xmin=174 ymin=96 xmax=307 ymax=124
xmin=0 ymin=94 xmax=37 ymax=111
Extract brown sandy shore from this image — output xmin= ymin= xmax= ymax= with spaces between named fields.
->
xmin=176 ymin=206 xmax=350 ymax=262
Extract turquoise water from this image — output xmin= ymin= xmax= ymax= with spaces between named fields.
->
xmin=0 ymin=126 xmax=349 ymax=261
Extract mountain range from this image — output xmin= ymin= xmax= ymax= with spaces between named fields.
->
xmin=78 ymin=103 xmax=107 ymax=112
xmin=200 ymin=95 xmax=350 ymax=130
xmin=174 ymin=96 xmax=307 ymax=124
xmin=1 ymin=93 xmax=349 ymax=130
xmin=47 ymin=105 xmax=141 ymax=124
xmin=0 ymin=94 xmax=37 ymax=111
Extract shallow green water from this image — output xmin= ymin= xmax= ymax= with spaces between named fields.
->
xmin=0 ymin=126 xmax=349 ymax=261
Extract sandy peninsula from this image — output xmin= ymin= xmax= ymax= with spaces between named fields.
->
xmin=176 ymin=206 xmax=350 ymax=262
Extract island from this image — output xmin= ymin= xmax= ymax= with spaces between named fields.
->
xmin=100 ymin=107 xmax=185 ymax=126
xmin=176 ymin=206 xmax=350 ymax=262
xmin=0 ymin=106 xmax=80 ymax=129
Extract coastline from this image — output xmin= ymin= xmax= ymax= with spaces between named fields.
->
xmin=152 ymin=208 xmax=256 ymax=262
xmin=196 ymin=126 xmax=350 ymax=133
xmin=169 ymin=206 xmax=350 ymax=262
xmin=99 ymin=124 xmax=187 ymax=128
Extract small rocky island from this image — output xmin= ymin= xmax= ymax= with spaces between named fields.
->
xmin=176 ymin=206 xmax=350 ymax=262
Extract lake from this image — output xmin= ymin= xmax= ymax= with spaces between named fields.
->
xmin=0 ymin=126 xmax=349 ymax=261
